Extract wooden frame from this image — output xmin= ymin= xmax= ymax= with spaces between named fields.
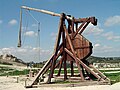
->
xmin=25 ymin=13 xmax=110 ymax=88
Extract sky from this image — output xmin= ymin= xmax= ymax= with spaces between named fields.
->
xmin=0 ymin=0 xmax=120 ymax=62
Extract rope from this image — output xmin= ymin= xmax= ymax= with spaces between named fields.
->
xmin=26 ymin=10 xmax=39 ymax=23
xmin=25 ymin=10 xmax=41 ymax=63
xmin=37 ymin=23 xmax=40 ymax=61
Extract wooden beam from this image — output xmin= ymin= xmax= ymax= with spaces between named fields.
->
xmin=30 ymin=54 xmax=54 ymax=86
xmin=63 ymin=24 xmax=85 ymax=80
xmin=42 ymin=47 xmax=63 ymax=76
xmin=89 ymin=64 xmax=110 ymax=81
xmin=63 ymin=24 xmax=75 ymax=54
xmin=62 ymin=21 xmax=67 ymax=80
xmin=74 ymin=18 xmax=89 ymax=23
xmin=79 ymin=22 xmax=90 ymax=34
xmin=57 ymin=57 xmax=64 ymax=76
xmin=72 ymin=21 xmax=86 ymax=38
xmin=73 ymin=21 xmax=90 ymax=38
xmin=53 ymin=14 xmax=63 ymax=55
xmin=47 ymin=56 xmax=56 ymax=83
xmin=76 ymin=62 xmax=84 ymax=81
xmin=64 ymin=48 xmax=104 ymax=81
xmin=47 ymin=14 xmax=65 ymax=83
xmin=81 ymin=65 xmax=85 ymax=77
xmin=71 ymin=17 xmax=74 ymax=34
xmin=70 ymin=61 xmax=74 ymax=76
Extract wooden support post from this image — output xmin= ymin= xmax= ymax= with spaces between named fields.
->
xmin=76 ymin=62 xmax=84 ymax=81
xmin=63 ymin=24 xmax=85 ymax=80
xmin=70 ymin=61 xmax=74 ymax=76
xmin=55 ymin=61 xmax=60 ymax=68
xmin=81 ymin=65 xmax=85 ymax=77
xmin=57 ymin=57 xmax=63 ymax=76
xmin=47 ymin=14 xmax=65 ymax=83
xmin=71 ymin=17 xmax=75 ymax=37
xmin=63 ymin=55 xmax=67 ymax=80
xmin=47 ymin=58 xmax=55 ymax=83
xmin=63 ymin=25 xmax=67 ymax=80
xmin=53 ymin=14 xmax=63 ymax=54
xmin=43 ymin=49 xmax=63 ymax=75
xmin=75 ymin=23 xmax=78 ymax=32
xmin=30 ymin=54 xmax=54 ymax=86
xmin=85 ymin=69 xmax=92 ymax=80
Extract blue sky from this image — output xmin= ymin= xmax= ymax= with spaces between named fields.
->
xmin=0 ymin=0 xmax=120 ymax=62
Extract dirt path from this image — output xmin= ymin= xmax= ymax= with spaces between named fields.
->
xmin=0 ymin=76 xmax=120 ymax=90
xmin=0 ymin=76 xmax=25 ymax=90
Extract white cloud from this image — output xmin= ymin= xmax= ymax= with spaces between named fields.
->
xmin=94 ymin=45 xmax=112 ymax=53
xmin=0 ymin=46 xmax=52 ymax=62
xmin=94 ymin=43 xmax=100 ymax=47
xmin=0 ymin=20 xmax=3 ymax=24
xmin=102 ymin=31 xmax=120 ymax=41
xmin=104 ymin=15 xmax=120 ymax=27
xmin=83 ymin=23 xmax=103 ymax=35
xmin=17 ymin=48 xmax=27 ymax=53
xmin=93 ymin=44 xmax=120 ymax=57
xmin=24 ymin=31 xmax=37 ymax=37
xmin=8 ymin=19 xmax=17 ymax=25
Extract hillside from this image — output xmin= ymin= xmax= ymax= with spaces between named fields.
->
xmin=0 ymin=54 xmax=26 ymax=66
xmin=0 ymin=54 xmax=120 ymax=67
xmin=87 ymin=56 xmax=120 ymax=63
xmin=32 ymin=56 xmax=120 ymax=68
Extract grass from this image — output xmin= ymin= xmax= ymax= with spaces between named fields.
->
xmin=0 ymin=69 xmax=30 ymax=76
xmin=0 ymin=66 xmax=120 ymax=84
xmin=104 ymin=72 xmax=120 ymax=84
xmin=100 ymin=69 xmax=120 ymax=72
xmin=0 ymin=66 xmax=14 ymax=74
